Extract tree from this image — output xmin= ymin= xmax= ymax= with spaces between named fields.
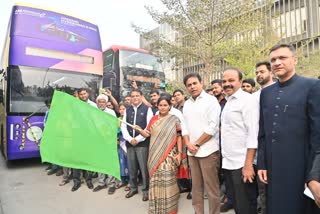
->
xmin=134 ymin=0 xmax=280 ymax=85
xmin=297 ymin=50 xmax=320 ymax=78
xmin=165 ymin=79 xmax=187 ymax=96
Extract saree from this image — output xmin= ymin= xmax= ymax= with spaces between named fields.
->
xmin=147 ymin=114 xmax=181 ymax=214
xmin=118 ymin=118 xmax=129 ymax=179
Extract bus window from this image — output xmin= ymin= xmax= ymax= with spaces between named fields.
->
xmin=119 ymin=50 xmax=162 ymax=72
xmin=9 ymin=65 xmax=101 ymax=114
xmin=103 ymin=50 xmax=114 ymax=72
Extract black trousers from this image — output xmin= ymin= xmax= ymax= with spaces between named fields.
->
xmin=224 ymin=167 xmax=258 ymax=214
xmin=72 ymin=169 xmax=92 ymax=185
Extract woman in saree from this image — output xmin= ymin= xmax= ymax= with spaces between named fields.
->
xmin=134 ymin=95 xmax=182 ymax=214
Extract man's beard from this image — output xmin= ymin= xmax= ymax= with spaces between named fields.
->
xmin=257 ymin=76 xmax=271 ymax=86
xmin=98 ymin=106 xmax=106 ymax=110
xmin=214 ymin=93 xmax=222 ymax=98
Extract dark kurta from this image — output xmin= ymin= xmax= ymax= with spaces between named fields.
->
xmin=258 ymin=74 xmax=320 ymax=214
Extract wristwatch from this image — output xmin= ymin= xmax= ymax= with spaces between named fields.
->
xmin=195 ymin=143 xmax=201 ymax=148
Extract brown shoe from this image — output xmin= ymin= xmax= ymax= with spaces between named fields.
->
xmin=125 ymin=190 xmax=138 ymax=198
xmin=124 ymin=186 xmax=131 ymax=191
xmin=142 ymin=192 xmax=148 ymax=201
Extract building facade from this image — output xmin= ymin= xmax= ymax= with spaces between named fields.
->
xmin=141 ymin=0 xmax=320 ymax=81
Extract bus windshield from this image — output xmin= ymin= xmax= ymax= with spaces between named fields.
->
xmin=119 ymin=50 xmax=162 ymax=72
xmin=9 ymin=65 xmax=101 ymax=113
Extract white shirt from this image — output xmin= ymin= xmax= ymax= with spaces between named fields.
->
xmin=253 ymin=89 xmax=261 ymax=104
xmin=156 ymin=107 xmax=188 ymax=135
xmin=221 ymin=89 xmax=259 ymax=170
xmin=87 ymin=99 xmax=97 ymax=108
xmin=103 ymin=107 xmax=116 ymax=117
xmin=121 ymin=103 xmax=153 ymax=143
xmin=183 ymin=91 xmax=221 ymax=157
xmin=253 ymin=82 xmax=274 ymax=104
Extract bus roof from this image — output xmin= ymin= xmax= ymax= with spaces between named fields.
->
xmin=104 ymin=45 xmax=150 ymax=54
xmin=13 ymin=2 xmax=96 ymax=25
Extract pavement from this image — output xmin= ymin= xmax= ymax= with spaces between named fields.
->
xmin=0 ymin=155 xmax=234 ymax=214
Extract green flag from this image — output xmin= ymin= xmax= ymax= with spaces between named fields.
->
xmin=40 ymin=90 xmax=120 ymax=180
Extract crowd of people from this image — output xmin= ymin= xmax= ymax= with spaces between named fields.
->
xmin=43 ymin=43 xmax=320 ymax=214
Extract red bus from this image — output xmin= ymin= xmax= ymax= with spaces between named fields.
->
xmin=102 ymin=45 xmax=165 ymax=101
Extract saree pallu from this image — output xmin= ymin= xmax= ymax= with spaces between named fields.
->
xmin=147 ymin=115 xmax=181 ymax=214
xmin=117 ymin=127 xmax=129 ymax=177
xmin=118 ymin=142 xmax=129 ymax=177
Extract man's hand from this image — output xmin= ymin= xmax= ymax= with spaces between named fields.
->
xmin=242 ymin=164 xmax=255 ymax=183
xmin=174 ymin=153 xmax=182 ymax=166
xmin=258 ymin=170 xmax=268 ymax=184
xmin=130 ymin=138 xmax=138 ymax=146
xmin=104 ymin=88 xmax=112 ymax=97
xmin=309 ymin=180 xmax=320 ymax=208
xmin=185 ymin=142 xmax=198 ymax=155
xmin=133 ymin=125 xmax=143 ymax=132
xmin=131 ymin=80 xmax=138 ymax=89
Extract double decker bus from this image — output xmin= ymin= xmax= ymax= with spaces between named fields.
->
xmin=0 ymin=4 xmax=103 ymax=160
xmin=102 ymin=45 xmax=166 ymax=101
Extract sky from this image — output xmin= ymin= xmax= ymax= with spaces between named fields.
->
xmin=0 ymin=0 xmax=161 ymax=51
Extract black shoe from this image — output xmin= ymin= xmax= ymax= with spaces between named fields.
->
xmin=55 ymin=169 xmax=63 ymax=176
xmin=220 ymin=202 xmax=233 ymax=213
xmin=47 ymin=168 xmax=58 ymax=175
xmin=108 ymin=186 xmax=116 ymax=195
xmin=142 ymin=192 xmax=148 ymax=201
xmin=93 ymin=185 xmax=107 ymax=192
xmin=257 ymin=207 xmax=262 ymax=214
xmin=187 ymin=192 xmax=192 ymax=200
xmin=179 ymin=187 xmax=191 ymax=193
xmin=125 ymin=190 xmax=138 ymax=198
xmin=86 ymin=181 xmax=94 ymax=189
xmin=59 ymin=180 xmax=69 ymax=186
xmin=45 ymin=165 xmax=52 ymax=171
xmin=71 ymin=183 xmax=81 ymax=192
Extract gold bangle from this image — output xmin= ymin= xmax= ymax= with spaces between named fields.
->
xmin=178 ymin=151 xmax=182 ymax=154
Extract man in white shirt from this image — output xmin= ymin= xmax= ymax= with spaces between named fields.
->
xmin=71 ymin=88 xmax=96 ymax=191
xmin=78 ymin=88 xmax=97 ymax=107
xmin=182 ymin=73 xmax=221 ymax=214
xmin=253 ymin=61 xmax=274 ymax=214
xmin=93 ymin=94 xmax=118 ymax=194
xmin=253 ymin=61 xmax=275 ymax=103
xmin=221 ymin=68 xmax=259 ymax=214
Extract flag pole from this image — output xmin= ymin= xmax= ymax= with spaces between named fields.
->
xmin=118 ymin=118 xmax=135 ymax=128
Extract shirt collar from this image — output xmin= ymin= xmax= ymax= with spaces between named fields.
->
xmin=189 ymin=90 xmax=206 ymax=102
xmin=132 ymin=102 xmax=142 ymax=109
xmin=226 ymin=88 xmax=244 ymax=100
xmin=277 ymin=73 xmax=298 ymax=87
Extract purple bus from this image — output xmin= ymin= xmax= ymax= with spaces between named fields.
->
xmin=0 ymin=5 xmax=103 ymax=160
